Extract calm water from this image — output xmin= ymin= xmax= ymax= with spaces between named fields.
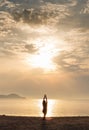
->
xmin=0 ymin=99 xmax=89 ymax=117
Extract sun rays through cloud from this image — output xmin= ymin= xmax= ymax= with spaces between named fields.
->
xmin=25 ymin=35 xmax=60 ymax=72
xmin=0 ymin=0 xmax=89 ymax=99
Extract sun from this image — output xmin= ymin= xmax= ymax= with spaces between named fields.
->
xmin=30 ymin=53 xmax=56 ymax=71
xmin=25 ymin=34 xmax=63 ymax=72
xmin=22 ymin=25 xmax=66 ymax=72
xmin=26 ymin=42 xmax=58 ymax=71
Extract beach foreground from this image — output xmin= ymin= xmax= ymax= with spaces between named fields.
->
xmin=0 ymin=116 xmax=89 ymax=130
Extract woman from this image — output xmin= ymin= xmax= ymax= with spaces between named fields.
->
xmin=42 ymin=94 xmax=47 ymax=119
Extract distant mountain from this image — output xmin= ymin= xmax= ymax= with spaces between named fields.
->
xmin=0 ymin=93 xmax=25 ymax=99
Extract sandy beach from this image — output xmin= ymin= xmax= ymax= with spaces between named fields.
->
xmin=0 ymin=116 xmax=89 ymax=130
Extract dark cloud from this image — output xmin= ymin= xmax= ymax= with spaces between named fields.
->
xmin=24 ymin=44 xmax=38 ymax=53
xmin=8 ymin=0 xmax=44 ymax=8
xmin=43 ymin=0 xmax=77 ymax=5
xmin=55 ymin=0 xmax=89 ymax=32
xmin=12 ymin=4 xmax=69 ymax=26
xmin=0 ymin=42 xmax=38 ymax=57
xmin=8 ymin=0 xmax=89 ymax=32
xmin=58 ymin=13 xmax=89 ymax=32
xmin=1 ymin=0 xmax=89 ymax=29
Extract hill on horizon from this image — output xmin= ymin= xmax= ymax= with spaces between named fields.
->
xmin=0 ymin=93 xmax=25 ymax=99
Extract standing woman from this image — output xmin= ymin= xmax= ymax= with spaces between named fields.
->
xmin=42 ymin=94 xmax=47 ymax=119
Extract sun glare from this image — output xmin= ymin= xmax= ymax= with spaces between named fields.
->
xmin=30 ymin=52 xmax=56 ymax=71
xmin=26 ymin=39 xmax=59 ymax=71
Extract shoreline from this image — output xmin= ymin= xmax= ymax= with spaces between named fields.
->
xmin=0 ymin=114 xmax=89 ymax=118
xmin=0 ymin=115 xmax=89 ymax=130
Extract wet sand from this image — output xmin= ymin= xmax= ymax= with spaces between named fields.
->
xmin=0 ymin=115 xmax=89 ymax=130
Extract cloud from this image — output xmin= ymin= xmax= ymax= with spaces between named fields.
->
xmin=54 ymin=41 xmax=89 ymax=72
xmin=0 ymin=49 xmax=15 ymax=58
xmin=8 ymin=0 xmax=89 ymax=33
xmin=0 ymin=11 xmax=38 ymax=57
xmin=43 ymin=0 xmax=77 ymax=6
xmin=58 ymin=13 xmax=89 ymax=32
xmin=12 ymin=3 xmax=70 ymax=26
xmin=0 ymin=0 xmax=89 ymax=71
xmin=1 ymin=0 xmax=89 ymax=28
xmin=0 ymin=0 xmax=89 ymax=99
xmin=80 ymin=0 xmax=89 ymax=14
xmin=0 ymin=42 xmax=38 ymax=57
xmin=24 ymin=44 xmax=38 ymax=53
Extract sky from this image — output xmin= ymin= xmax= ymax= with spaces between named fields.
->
xmin=0 ymin=0 xmax=89 ymax=99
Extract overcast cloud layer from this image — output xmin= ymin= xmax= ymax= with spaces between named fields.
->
xmin=0 ymin=0 xmax=89 ymax=98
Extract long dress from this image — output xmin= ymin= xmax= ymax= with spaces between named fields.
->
xmin=42 ymin=100 xmax=47 ymax=115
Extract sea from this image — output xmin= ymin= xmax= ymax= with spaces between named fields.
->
xmin=0 ymin=99 xmax=89 ymax=117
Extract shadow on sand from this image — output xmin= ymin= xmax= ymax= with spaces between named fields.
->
xmin=41 ymin=118 xmax=48 ymax=130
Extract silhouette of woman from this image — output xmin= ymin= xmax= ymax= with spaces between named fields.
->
xmin=42 ymin=94 xmax=47 ymax=119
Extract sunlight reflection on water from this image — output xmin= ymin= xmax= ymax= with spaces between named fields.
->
xmin=0 ymin=99 xmax=89 ymax=117
xmin=38 ymin=99 xmax=56 ymax=117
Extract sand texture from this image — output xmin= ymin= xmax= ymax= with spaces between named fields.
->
xmin=0 ymin=116 xmax=89 ymax=130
